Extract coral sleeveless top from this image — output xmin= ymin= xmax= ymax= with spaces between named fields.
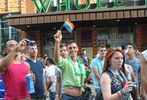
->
xmin=1 ymin=60 xmax=29 ymax=100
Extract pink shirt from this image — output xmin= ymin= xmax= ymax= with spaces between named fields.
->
xmin=1 ymin=60 xmax=29 ymax=100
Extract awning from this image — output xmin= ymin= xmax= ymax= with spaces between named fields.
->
xmin=7 ymin=6 xmax=147 ymax=31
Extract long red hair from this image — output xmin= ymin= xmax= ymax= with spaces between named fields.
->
xmin=102 ymin=48 xmax=127 ymax=77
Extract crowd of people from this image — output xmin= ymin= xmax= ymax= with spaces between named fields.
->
xmin=0 ymin=30 xmax=146 ymax=100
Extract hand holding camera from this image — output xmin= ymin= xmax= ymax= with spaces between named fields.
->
xmin=129 ymin=82 xmax=138 ymax=88
xmin=15 ymin=39 xmax=29 ymax=52
xmin=26 ymin=41 xmax=36 ymax=46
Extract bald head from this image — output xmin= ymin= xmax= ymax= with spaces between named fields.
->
xmin=6 ymin=40 xmax=17 ymax=48
xmin=5 ymin=40 xmax=18 ymax=54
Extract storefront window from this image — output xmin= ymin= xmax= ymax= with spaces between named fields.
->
xmin=43 ymin=30 xmax=74 ymax=57
xmin=97 ymin=26 xmax=134 ymax=49
xmin=0 ymin=14 xmax=20 ymax=52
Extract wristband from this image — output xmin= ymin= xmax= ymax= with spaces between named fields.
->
xmin=56 ymin=94 xmax=59 ymax=97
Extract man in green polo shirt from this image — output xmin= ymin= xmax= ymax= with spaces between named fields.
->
xmin=54 ymin=30 xmax=85 ymax=100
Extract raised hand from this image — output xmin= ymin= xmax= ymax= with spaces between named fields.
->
xmin=15 ymin=39 xmax=29 ymax=52
xmin=54 ymin=30 xmax=62 ymax=43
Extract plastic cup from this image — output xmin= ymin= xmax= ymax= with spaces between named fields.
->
xmin=125 ymin=49 xmax=128 ymax=54
xmin=26 ymin=73 xmax=35 ymax=93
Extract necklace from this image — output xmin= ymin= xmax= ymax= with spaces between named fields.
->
xmin=72 ymin=58 xmax=83 ymax=89
xmin=107 ymin=67 xmax=128 ymax=87
xmin=72 ymin=58 xmax=83 ymax=75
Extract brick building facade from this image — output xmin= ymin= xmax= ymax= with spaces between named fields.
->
xmin=0 ymin=0 xmax=36 ymax=14
xmin=1 ymin=0 xmax=147 ymax=57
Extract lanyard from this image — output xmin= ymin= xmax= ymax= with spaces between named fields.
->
xmin=107 ymin=67 xmax=129 ymax=100
xmin=72 ymin=58 xmax=83 ymax=75
xmin=72 ymin=58 xmax=83 ymax=89
xmin=107 ymin=67 xmax=128 ymax=87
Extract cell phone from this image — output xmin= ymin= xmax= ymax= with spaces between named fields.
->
xmin=130 ymin=82 xmax=138 ymax=87
xmin=27 ymin=41 xmax=36 ymax=46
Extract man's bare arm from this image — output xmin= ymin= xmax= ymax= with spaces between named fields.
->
xmin=92 ymin=68 xmax=101 ymax=82
xmin=43 ymin=69 xmax=48 ymax=97
xmin=54 ymin=30 xmax=62 ymax=62
xmin=47 ymin=76 xmax=54 ymax=91
xmin=141 ymin=55 xmax=147 ymax=93
xmin=56 ymin=77 xmax=61 ymax=95
xmin=0 ymin=39 xmax=28 ymax=73
xmin=131 ymin=70 xmax=140 ymax=98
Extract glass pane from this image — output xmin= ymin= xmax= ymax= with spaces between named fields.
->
xmin=0 ymin=14 xmax=20 ymax=52
xmin=96 ymin=26 xmax=134 ymax=49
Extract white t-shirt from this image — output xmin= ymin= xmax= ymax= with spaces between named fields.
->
xmin=55 ymin=66 xmax=64 ymax=94
xmin=124 ymin=64 xmax=133 ymax=81
xmin=142 ymin=50 xmax=147 ymax=62
xmin=45 ymin=65 xmax=57 ymax=92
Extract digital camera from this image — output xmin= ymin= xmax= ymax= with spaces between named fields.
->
xmin=27 ymin=41 xmax=36 ymax=46
xmin=130 ymin=82 xmax=138 ymax=87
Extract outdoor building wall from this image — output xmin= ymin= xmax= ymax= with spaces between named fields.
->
xmin=3 ymin=0 xmax=147 ymax=56
xmin=135 ymin=24 xmax=147 ymax=51
xmin=91 ymin=27 xmax=97 ymax=57
xmin=76 ymin=28 xmax=82 ymax=56
xmin=0 ymin=0 xmax=36 ymax=14
xmin=25 ymin=31 xmax=42 ymax=57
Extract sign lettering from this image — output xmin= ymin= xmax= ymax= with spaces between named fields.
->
xmin=74 ymin=0 xmax=90 ymax=10
xmin=33 ymin=0 xmax=146 ymax=13
xmin=33 ymin=0 xmax=51 ymax=13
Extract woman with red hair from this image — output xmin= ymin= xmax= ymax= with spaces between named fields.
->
xmin=100 ymin=48 xmax=134 ymax=100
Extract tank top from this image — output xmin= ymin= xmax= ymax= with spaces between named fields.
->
xmin=105 ymin=71 xmax=123 ymax=93
xmin=1 ymin=60 xmax=29 ymax=100
xmin=105 ymin=71 xmax=130 ymax=100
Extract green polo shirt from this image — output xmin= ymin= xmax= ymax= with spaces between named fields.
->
xmin=56 ymin=56 xmax=85 ymax=90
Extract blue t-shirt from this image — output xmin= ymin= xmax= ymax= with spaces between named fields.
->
xmin=125 ymin=56 xmax=140 ymax=83
xmin=90 ymin=57 xmax=104 ymax=89
xmin=25 ymin=59 xmax=44 ymax=98
xmin=0 ymin=76 xmax=5 ymax=100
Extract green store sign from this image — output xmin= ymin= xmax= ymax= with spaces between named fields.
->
xmin=33 ymin=0 xmax=147 ymax=13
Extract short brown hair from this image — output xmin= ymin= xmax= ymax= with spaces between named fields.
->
xmin=82 ymin=49 xmax=86 ymax=52
xmin=97 ymin=45 xmax=106 ymax=51
xmin=60 ymin=43 xmax=67 ymax=48
xmin=126 ymin=43 xmax=137 ymax=50
xmin=67 ymin=40 xmax=77 ymax=46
